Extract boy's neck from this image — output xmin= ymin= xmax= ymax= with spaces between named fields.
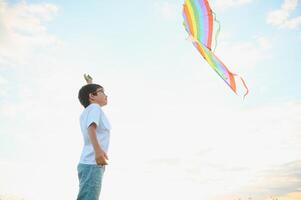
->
xmin=90 ymin=101 xmax=103 ymax=107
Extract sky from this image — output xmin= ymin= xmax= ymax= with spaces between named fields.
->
xmin=0 ymin=0 xmax=300 ymax=200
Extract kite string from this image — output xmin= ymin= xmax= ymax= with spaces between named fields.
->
xmin=212 ymin=11 xmax=221 ymax=52
xmin=233 ymin=73 xmax=249 ymax=99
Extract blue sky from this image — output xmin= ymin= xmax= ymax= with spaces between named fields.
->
xmin=0 ymin=0 xmax=301 ymax=200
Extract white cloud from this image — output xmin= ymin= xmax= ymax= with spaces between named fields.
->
xmin=238 ymin=160 xmax=301 ymax=200
xmin=154 ymin=1 xmax=178 ymax=20
xmin=274 ymin=192 xmax=301 ymax=200
xmin=284 ymin=15 xmax=301 ymax=28
xmin=214 ymin=0 xmax=253 ymax=9
xmin=0 ymin=194 xmax=25 ymax=200
xmin=217 ymin=36 xmax=272 ymax=73
xmin=0 ymin=75 xmax=9 ymax=97
xmin=101 ymin=99 xmax=301 ymax=200
xmin=267 ymin=0 xmax=301 ymax=29
xmin=0 ymin=0 xmax=61 ymax=67
xmin=179 ymin=101 xmax=301 ymax=200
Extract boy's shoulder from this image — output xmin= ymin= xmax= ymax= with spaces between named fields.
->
xmin=85 ymin=103 xmax=103 ymax=113
xmin=80 ymin=103 xmax=103 ymax=120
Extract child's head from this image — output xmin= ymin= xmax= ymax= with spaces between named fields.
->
xmin=78 ymin=84 xmax=108 ymax=108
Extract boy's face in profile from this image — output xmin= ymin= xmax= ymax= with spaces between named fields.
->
xmin=90 ymin=87 xmax=108 ymax=107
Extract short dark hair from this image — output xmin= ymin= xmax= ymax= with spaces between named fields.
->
xmin=78 ymin=84 xmax=103 ymax=108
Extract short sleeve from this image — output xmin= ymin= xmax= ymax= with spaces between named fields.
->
xmin=86 ymin=104 xmax=101 ymax=129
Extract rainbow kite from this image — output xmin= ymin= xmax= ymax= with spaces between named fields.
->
xmin=182 ymin=0 xmax=249 ymax=97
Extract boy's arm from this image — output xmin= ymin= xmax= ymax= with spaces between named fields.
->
xmin=88 ymin=123 xmax=108 ymax=165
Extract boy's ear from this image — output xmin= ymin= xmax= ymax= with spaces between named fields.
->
xmin=88 ymin=93 xmax=95 ymax=100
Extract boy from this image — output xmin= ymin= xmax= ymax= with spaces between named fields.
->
xmin=77 ymin=74 xmax=111 ymax=200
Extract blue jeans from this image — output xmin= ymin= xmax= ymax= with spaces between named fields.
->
xmin=76 ymin=164 xmax=105 ymax=200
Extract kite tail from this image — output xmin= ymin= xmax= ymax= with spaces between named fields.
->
xmin=212 ymin=11 xmax=221 ymax=52
xmin=241 ymin=76 xmax=249 ymax=100
xmin=233 ymin=73 xmax=249 ymax=99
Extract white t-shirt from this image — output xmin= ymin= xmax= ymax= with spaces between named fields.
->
xmin=79 ymin=103 xmax=111 ymax=165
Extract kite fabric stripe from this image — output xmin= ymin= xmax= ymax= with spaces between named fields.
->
xmin=182 ymin=0 xmax=249 ymax=97
xmin=183 ymin=0 xmax=213 ymax=50
xmin=193 ymin=41 xmax=237 ymax=92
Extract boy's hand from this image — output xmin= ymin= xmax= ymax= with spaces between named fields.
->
xmin=95 ymin=149 xmax=109 ymax=166
xmin=84 ymin=74 xmax=93 ymax=84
